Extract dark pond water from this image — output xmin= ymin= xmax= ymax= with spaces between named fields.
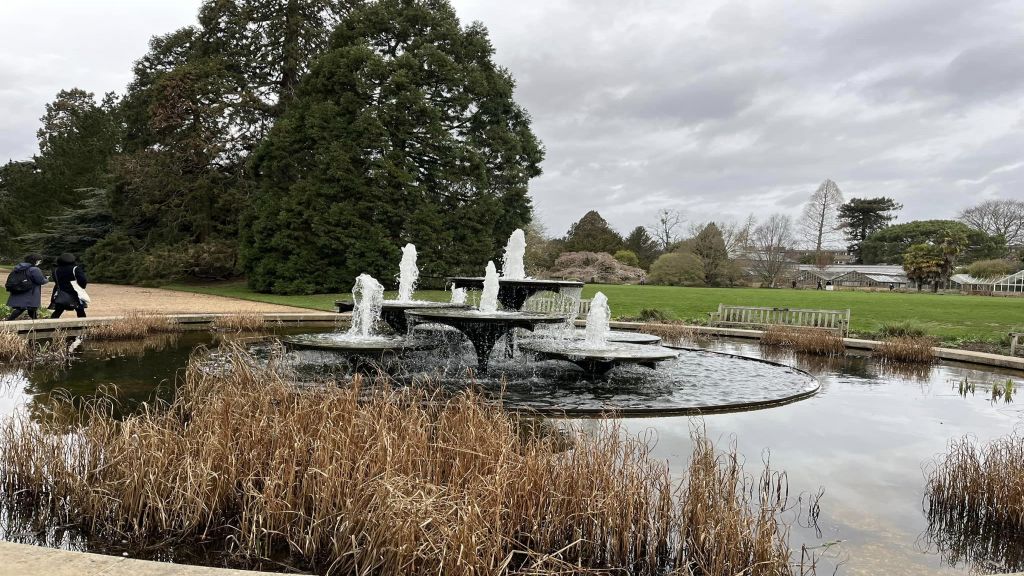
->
xmin=1 ymin=330 xmax=1022 ymax=575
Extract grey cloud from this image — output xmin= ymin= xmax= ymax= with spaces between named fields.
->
xmin=2 ymin=0 xmax=1024 ymax=238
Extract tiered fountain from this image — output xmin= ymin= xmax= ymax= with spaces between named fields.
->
xmin=447 ymin=229 xmax=585 ymax=311
xmin=406 ymin=261 xmax=566 ymax=373
xmin=283 ymin=273 xmax=437 ymax=356
xmin=520 ymin=292 xmax=679 ymax=375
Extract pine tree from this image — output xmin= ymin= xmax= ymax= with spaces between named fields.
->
xmin=838 ymin=197 xmax=902 ymax=263
xmin=241 ymin=0 xmax=543 ymax=293
xmin=564 ymin=211 xmax=623 ymax=254
xmin=623 ymin=226 xmax=659 ymax=269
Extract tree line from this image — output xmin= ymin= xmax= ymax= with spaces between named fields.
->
xmin=531 ymin=181 xmax=1022 ymax=289
xmin=0 ymin=0 xmax=541 ymax=294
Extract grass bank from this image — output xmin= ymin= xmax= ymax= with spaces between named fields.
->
xmin=162 ymin=281 xmax=1024 ymax=344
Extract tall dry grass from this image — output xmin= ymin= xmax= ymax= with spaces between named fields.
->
xmin=760 ymin=326 xmax=845 ymax=357
xmin=923 ymin=434 xmax=1024 ymax=572
xmin=211 ymin=312 xmax=267 ymax=333
xmin=87 ymin=311 xmax=176 ymax=341
xmin=0 ymin=329 xmax=75 ymax=365
xmin=639 ymin=322 xmax=709 ymax=346
xmin=872 ymin=336 xmax=934 ymax=365
xmin=0 ymin=329 xmax=32 ymax=363
xmin=0 ymin=346 xmax=816 ymax=575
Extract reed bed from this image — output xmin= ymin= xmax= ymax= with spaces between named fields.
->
xmin=0 ymin=329 xmax=75 ymax=365
xmin=872 ymin=336 xmax=935 ymax=365
xmin=0 ymin=346 xmax=813 ymax=575
xmin=86 ymin=310 xmax=177 ymax=341
xmin=760 ymin=326 xmax=845 ymax=357
xmin=211 ymin=312 xmax=267 ymax=333
xmin=877 ymin=320 xmax=928 ymax=339
xmin=0 ymin=329 xmax=32 ymax=363
xmin=923 ymin=434 xmax=1024 ymax=571
xmin=639 ymin=322 xmax=710 ymax=346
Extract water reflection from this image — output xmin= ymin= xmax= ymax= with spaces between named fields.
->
xmin=0 ymin=333 xmax=1022 ymax=575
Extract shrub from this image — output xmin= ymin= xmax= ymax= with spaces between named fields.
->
xmin=612 ymin=249 xmax=640 ymax=268
xmin=966 ymin=258 xmax=1018 ymax=279
xmin=877 ymin=320 xmax=928 ymax=339
xmin=649 ymin=252 xmax=704 ymax=286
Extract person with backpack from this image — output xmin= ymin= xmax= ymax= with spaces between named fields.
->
xmin=5 ymin=254 xmax=48 ymax=321
xmin=49 ymin=253 xmax=89 ymax=318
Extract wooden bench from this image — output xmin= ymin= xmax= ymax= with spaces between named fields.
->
xmin=523 ymin=294 xmax=592 ymax=318
xmin=1011 ymin=333 xmax=1023 ymax=356
xmin=709 ymin=304 xmax=851 ymax=336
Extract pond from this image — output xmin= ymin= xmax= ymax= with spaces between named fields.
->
xmin=1 ymin=329 xmax=1022 ymax=575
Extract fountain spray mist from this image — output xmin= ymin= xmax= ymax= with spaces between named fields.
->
xmin=396 ymin=244 xmax=419 ymax=302
xmin=480 ymin=262 xmax=500 ymax=313
xmin=348 ymin=274 xmax=385 ymax=338
xmin=585 ymin=292 xmax=611 ymax=348
xmin=451 ymin=287 xmax=467 ymax=305
xmin=501 ymin=229 xmax=527 ymax=280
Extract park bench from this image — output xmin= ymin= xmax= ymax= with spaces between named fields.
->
xmin=708 ymin=304 xmax=851 ymax=336
xmin=522 ymin=293 xmax=592 ymax=318
xmin=1011 ymin=332 xmax=1023 ymax=356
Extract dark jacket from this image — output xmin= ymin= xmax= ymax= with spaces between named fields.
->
xmin=53 ymin=263 xmax=88 ymax=308
xmin=6 ymin=262 xmax=48 ymax=308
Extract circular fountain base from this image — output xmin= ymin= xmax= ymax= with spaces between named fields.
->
xmin=520 ymin=340 xmax=679 ymax=375
xmin=530 ymin=330 xmax=662 ymax=345
xmin=283 ymin=334 xmax=438 ymax=354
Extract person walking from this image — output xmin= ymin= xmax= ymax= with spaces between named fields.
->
xmin=49 ymin=253 xmax=89 ymax=318
xmin=4 ymin=254 xmax=48 ymax=321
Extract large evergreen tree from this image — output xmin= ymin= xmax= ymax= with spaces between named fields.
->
xmin=241 ymin=0 xmax=543 ymax=293
xmin=623 ymin=226 xmax=659 ymax=269
xmin=860 ymin=220 xmax=1005 ymax=264
xmin=837 ymin=197 xmax=902 ymax=262
xmin=564 ymin=211 xmax=623 ymax=255
xmin=87 ymin=1 xmax=360 ymax=283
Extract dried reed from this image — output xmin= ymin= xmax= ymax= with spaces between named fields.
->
xmin=923 ymin=434 xmax=1024 ymax=571
xmin=0 ymin=346 xmax=814 ymax=575
xmin=761 ymin=326 xmax=845 ymax=357
xmin=0 ymin=329 xmax=74 ymax=365
xmin=0 ymin=329 xmax=32 ymax=363
xmin=872 ymin=336 xmax=935 ymax=365
xmin=86 ymin=311 xmax=176 ymax=341
xmin=211 ymin=312 xmax=267 ymax=333
xmin=639 ymin=322 xmax=709 ymax=346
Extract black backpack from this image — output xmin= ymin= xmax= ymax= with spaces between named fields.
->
xmin=5 ymin=268 xmax=33 ymax=294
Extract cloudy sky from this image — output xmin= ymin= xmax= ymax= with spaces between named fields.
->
xmin=2 ymin=1 xmax=1023 ymax=239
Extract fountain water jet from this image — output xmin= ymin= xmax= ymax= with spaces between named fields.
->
xmin=584 ymin=292 xmax=611 ymax=348
xmin=396 ymin=244 xmax=418 ymax=302
xmin=480 ymin=262 xmax=500 ymax=313
xmin=501 ymin=229 xmax=527 ymax=280
xmin=348 ymin=274 xmax=385 ymax=338
xmin=451 ymin=287 xmax=467 ymax=305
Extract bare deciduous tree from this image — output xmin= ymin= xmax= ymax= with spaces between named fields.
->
xmin=648 ymin=208 xmax=684 ymax=251
xmin=799 ymin=179 xmax=844 ymax=254
xmin=749 ymin=214 xmax=794 ymax=288
xmin=958 ymin=199 xmax=1024 ymax=247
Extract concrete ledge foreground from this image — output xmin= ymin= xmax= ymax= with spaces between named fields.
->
xmin=0 ymin=541 xmax=276 ymax=576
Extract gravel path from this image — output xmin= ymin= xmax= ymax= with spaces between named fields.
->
xmin=54 ymin=283 xmax=310 ymax=316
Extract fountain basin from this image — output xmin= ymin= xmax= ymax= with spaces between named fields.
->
xmin=282 ymin=333 xmax=438 ymax=355
xmin=520 ymin=340 xmax=679 ymax=375
xmin=406 ymin=308 xmax=565 ymax=373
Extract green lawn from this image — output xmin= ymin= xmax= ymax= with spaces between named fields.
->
xmin=160 ymin=280 xmax=1024 ymax=344
xmin=582 ymin=284 xmax=1024 ymax=342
